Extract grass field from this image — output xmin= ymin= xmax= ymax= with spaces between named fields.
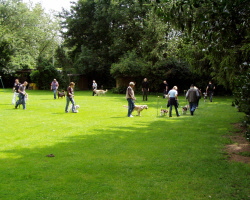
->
xmin=0 ymin=89 xmax=249 ymax=200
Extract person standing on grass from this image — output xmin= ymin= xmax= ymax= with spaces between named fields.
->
xmin=206 ymin=81 xmax=215 ymax=102
xmin=92 ymin=80 xmax=97 ymax=96
xmin=65 ymin=82 xmax=76 ymax=113
xmin=15 ymin=81 xmax=28 ymax=110
xmin=162 ymin=80 xmax=168 ymax=98
xmin=12 ymin=79 xmax=21 ymax=105
xmin=168 ymin=86 xmax=180 ymax=117
xmin=194 ymin=86 xmax=202 ymax=108
xmin=51 ymin=79 xmax=59 ymax=99
xmin=186 ymin=84 xmax=200 ymax=115
xmin=142 ymin=78 xmax=149 ymax=101
xmin=126 ymin=82 xmax=136 ymax=117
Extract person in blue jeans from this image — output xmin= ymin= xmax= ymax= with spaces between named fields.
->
xmin=65 ymin=82 xmax=76 ymax=113
xmin=51 ymin=79 xmax=59 ymax=99
xmin=126 ymin=82 xmax=136 ymax=117
xmin=186 ymin=84 xmax=200 ymax=115
xmin=15 ymin=81 xmax=28 ymax=110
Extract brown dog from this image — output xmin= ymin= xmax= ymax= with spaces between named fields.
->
xmin=58 ymin=90 xmax=65 ymax=98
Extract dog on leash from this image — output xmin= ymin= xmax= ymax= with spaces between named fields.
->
xmin=160 ymin=109 xmax=168 ymax=116
xmin=133 ymin=105 xmax=148 ymax=116
xmin=203 ymin=92 xmax=207 ymax=102
xmin=123 ymin=105 xmax=148 ymax=116
xmin=58 ymin=90 xmax=65 ymax=98
xmin=69 ymin=105 xmax=80 ymax=113
xmin=94 ymin=89 xmax=108 ymax=96
xmin=182 ymin=105 xmax=189 ymax=115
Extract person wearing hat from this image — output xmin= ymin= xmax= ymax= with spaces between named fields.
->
xmin=126 ymin=82 xmax=136 ymax=117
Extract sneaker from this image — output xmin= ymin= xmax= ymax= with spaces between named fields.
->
xmin=129 ymin=115 xmax=134 ymax=117
xmin=65 ymin=111 xmax=68 ymax=113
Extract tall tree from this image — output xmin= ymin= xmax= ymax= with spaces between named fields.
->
xmin=0 ymin=0 xmax=60 ymax=73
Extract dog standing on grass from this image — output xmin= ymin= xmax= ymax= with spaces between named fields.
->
xmin=181 ymin=105 xmax=189 ymax=115
xmin=58 ymin=90 xmax=65 ymax=98
xmin=93 ymin=89 xmax=108 ymax=96
xmin=123 ymin=105 xmax=148 ymax=116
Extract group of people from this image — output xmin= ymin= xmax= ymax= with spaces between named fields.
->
xmin=12 ymin=79 xmax=29 ymax=110
xmin=51 ymin=79 xmax=77 ymax=113
xmin=126 ymin=78 xmax=215 ymax=117
xmin=12 ymin=77 xmax=215 ymax=117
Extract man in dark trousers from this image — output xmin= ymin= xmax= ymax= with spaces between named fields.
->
xmin=162 ymin=80 xmax=168 ymax=98
xmin=142 ymin=78 xmax=149 ymax=101
xmin=186 ymin=84 xmax=200 ymax=116
xmin=206 ymin=81 xmax=215 ymax=102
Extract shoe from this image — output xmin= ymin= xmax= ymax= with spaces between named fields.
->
xmin=65 ymin=111 xmax=68 ymax=113
xmin=190 ymin=111 xmax=194 ymax=115
xmin=129 ymin=115 xmax=134 ymax=117
xmin=177 ymin=115 xmax=180 ymax=117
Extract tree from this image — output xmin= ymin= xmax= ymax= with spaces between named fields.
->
xmin=0 ymin=0 xmax=61 ymax=73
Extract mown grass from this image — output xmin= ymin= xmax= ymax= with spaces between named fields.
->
xmin=0 ymin=89 xmax=249 ymax=200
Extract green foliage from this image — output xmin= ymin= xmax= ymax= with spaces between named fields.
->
xmin=111 ymin=86 xmax=127 ymax=94
xmin=233 ymin=67 xmax=250 ymax=115
xmin=30 ymin=58 xmax=64 ymax=90
xmin=0 ymin=0 xmax=60 ymax=73
xmin=110 ymin=50 xmax=147 ymax=78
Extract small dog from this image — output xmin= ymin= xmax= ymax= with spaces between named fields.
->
xmin=203 ymin=92 xmax=207 ymax=102
xmin=58 ymin=90 xmax=65 ymax=98
xmin=69 ymin=105 xmax=80 ymax=113
xmin=182 ymin=105 xmax=189 ymax=115
xmin=160 ymin=109 xmax=168 ymax=116
xmin=94 ymin=89 xmax=108 ymax=96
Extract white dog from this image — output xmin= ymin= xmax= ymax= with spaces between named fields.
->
xmin=94 ymin=89 xmax=108 ymax=96
xmin=69 ymin=105 xmax=80 ymax=113
xmin=203 ymin=92 xmax=207 ymax=102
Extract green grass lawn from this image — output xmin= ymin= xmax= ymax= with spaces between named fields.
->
xmin=0 ymin=89 xmax=249 ymax=200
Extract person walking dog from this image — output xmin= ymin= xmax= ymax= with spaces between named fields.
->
xmin=168 ymin=86 xmax=180 ymax=117
xmin=65 ymin=82 xmax=76 ymax=113
xmin=186 ymin=84 xmax=200 ymax=115
xmin=126 ymin=82 xmax=136 ymax=117
xmin=15 ymin=81 xmax=28 ymax=110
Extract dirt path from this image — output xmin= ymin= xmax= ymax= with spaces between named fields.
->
xmin=225 ymin=123 xmax=250 ymax=164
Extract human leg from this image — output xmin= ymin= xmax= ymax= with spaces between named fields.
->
xmin=209 ymin=92 xmax=213 ymax=102
xmin=65 ymin=96 xmax=70 ymax=112
xmin=127 ymin=98 xmax=135 ymax=117
xmin=53 ymin=89 xmax=57 ymax=99
xmin=169 ymin=104 xmax=172 ymax=117
xmin=12 ymin=92 xmax=18 ymax=105
xmin=175 ymin=105 xmax=180 ymax=116
xmin=70 ymin=98 xmax=76 ymax=112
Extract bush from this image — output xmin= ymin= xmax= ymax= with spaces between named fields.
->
xmin=30 ymin=65 xmax=64 ymax=90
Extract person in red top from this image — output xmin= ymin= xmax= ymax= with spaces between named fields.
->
xmin=65 ymin=82 xmax=76 ymax=113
